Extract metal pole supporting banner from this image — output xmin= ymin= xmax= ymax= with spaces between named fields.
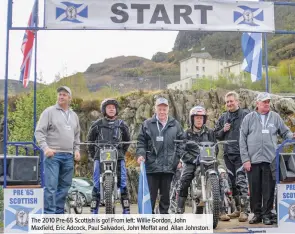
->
xmin=33 ymin=0 xmax=39 ymax=143
xmin=264 ymin=33 xmax=270 ymax=93
xmin=3 ymin=0 xmax=13 ymax=188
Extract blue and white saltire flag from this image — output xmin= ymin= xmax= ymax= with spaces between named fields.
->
xmin=241 ymin=32 xmax=262 ymax=82
xmin=138 ymin=162 xmax=152 ymax=214
xmin=241 ymin=0 xmax=263 ymax=82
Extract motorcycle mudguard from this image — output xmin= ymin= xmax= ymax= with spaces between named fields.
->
xmin=206 ymin=169 xmax=218 ymax=178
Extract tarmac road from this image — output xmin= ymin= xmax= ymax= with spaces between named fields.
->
xmin=79 ymin=204 xmax=276 ymax=233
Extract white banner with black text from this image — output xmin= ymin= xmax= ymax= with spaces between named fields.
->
xmin=44 ymin=0 xmax=275 ymax=32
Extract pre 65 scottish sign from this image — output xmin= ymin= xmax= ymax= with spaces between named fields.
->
xmin=4 ymin=188 xmax=43 ymax=233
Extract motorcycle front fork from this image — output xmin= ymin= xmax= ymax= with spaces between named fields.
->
xmin=201 ymin=175 xmax=210 ymax=214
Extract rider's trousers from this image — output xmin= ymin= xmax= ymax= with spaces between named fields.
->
xmin=91 ymin=159 xmax=130 ymax=213
xmin=178 ymin=163 xmax=195 ymax=198
xmin=224 ymin=153 xmax=248 ymax=197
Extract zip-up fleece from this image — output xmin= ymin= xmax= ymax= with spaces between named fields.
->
xmin=35 ymin=104 xmax=80 ymax=153
xmin=240 ymin=111 xmax=293 ymax=164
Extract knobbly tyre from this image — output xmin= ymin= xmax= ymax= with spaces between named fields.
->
xmin=79 ymin=141 xmax=136 ymax=214
xmin=64 ymin=188 xmax=83 ymax=214
xmin=168 ymin=167 xmax=183 ymax=214
xmin=174 ymin=140 xmax=237 ymax=229
xmin=218 ymin=167 xmax=235 ymax=215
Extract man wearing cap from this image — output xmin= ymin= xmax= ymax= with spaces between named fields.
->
xmin=240 ymin=92 xmax=295 ymax=225
xmin=136 ymin=97 xmax=183 ymax=214
xmin=35 ymin=86 xmax=81 ymax=214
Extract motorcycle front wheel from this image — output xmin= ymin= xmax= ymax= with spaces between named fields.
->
xmin=104 ymin=174 xmax=114 ymax=214
xmin=206 ymin=174 xmax=220 ymax=229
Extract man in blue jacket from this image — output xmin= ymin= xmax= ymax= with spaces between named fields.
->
xmin=240 ymin=92 xmax=295 ymax=225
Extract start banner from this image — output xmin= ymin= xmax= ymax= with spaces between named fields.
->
xmin=44 ymin=0 xmax=275 ymax=32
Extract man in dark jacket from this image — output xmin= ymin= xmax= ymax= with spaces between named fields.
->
xmin=136 ymin=97 xmax=183 ymax=214
xmin=87 ymin=98 xmax=131 ymax=214
xmin=214 ymin=91 xmax=249 ymax=222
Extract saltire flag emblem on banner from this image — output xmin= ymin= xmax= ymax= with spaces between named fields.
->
xmin=55 ymin=2 xmax=88 ymax=23
xmin=234 ymin=6 xmax=264 ymax=26
xmin=138 ymin=162 xmax=152 ymax=214
xmin=20 ymin=0 xmax=37 ymax=88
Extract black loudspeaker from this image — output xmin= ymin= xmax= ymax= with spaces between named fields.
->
xmin=280 ymin=153 xmax=295 ymax=182
xmin=0 ymin=155 xmax=40 ymax=185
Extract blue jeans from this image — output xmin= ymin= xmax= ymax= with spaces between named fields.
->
xmin=44 ymin=153 xmax=74 ymax=214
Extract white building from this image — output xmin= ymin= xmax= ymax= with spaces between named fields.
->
xmin=167 ymin=52 xmax=240 ymax=90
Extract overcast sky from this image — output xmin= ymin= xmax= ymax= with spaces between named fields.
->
xmin=0 ymin=0 xmax=178 ymax=85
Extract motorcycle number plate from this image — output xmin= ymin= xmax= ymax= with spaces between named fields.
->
xmin=100 ymin=150 xmax=116 ymax=161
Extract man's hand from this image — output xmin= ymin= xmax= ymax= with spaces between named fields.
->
xmin=293 ymin=132 xmax=295 ymax=138
xmin=74 ymin=151 xmax=81 ymax=162
xmin=137 ymin=156 xmax=145 ymax=164
xmin=243 ymin=161 xmax=251 ymax=172
xmin=177 ymin=162 xmax=182 ymax=169
xmin=224 ymin=123 xmax=231 ymax=132
xmin=44 ymin=148 xmax=55 ymax=157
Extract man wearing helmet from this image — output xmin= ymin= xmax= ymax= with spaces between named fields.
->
xmin=176 ymin=106 xmax=222 ymax=214
xmin=86 ymin=98 xmax=131 ymax=214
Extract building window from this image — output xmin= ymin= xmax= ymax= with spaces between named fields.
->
xmin=196 ymin=74 xmax=199 ymax=78
xmin=202 ymin=67 xmax=205 ymax=72
xmin=185 ymin=83 xmax=188 ymax=90
xmin=203 ymin=59 xmax=205 ymax=64
xmin=227 ymin=62 xmax=229 ymax=66
xmin=221 ymin=69 xmax=223 ymax=73
xmin=221 ymin=61 xmax=223 ymax=65
xmin=180 ymin=84 xmax=182 ymax=90
xmin=196 ymin=58 xmax=199 ymax=63
xmin=196 ymin=66 xmax=199 ymax=71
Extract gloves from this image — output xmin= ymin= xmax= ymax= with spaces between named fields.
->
xmin=192 ymin=156 xmax=199 ymax=164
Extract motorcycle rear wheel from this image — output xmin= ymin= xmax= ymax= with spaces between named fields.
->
xmin=74 ymin=194 xmax=83 ymax=214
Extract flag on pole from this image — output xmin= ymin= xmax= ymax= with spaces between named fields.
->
xmin=241 ymin=0 xmax=262 ymax=82
xmin=138 ymin=162 xmax=152 ymax=214
xmin=241 ymin=32 xmax=262 ymax=82
xmin=20 ymin=0 xmax=38 ymax=88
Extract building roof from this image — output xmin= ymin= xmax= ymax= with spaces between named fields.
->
xmin=179 ymin=52 xmax=240 ymax=64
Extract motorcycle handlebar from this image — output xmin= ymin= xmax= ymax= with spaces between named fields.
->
xmin=78 ymin=141 xmax=137 ymax=147
xmin=173 ymin=139 xmax=237 ymax=147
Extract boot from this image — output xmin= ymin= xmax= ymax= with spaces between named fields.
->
xmin=121 ymin=198 xmax=130 ymax=214
xmin=90 ymin=198 xmax=99 ymax=214
xmin=220 ymin=212 xmax=231 ymax=221
xmin=176 ymin=196 xmax=186 ymax=214
xmin=238 ymin=196 xmax=249 ymax=222
xmin=219 ymin=206 xmax=231 ymax=221
xmin=228 ymin=196 xmax=240 ymax=218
